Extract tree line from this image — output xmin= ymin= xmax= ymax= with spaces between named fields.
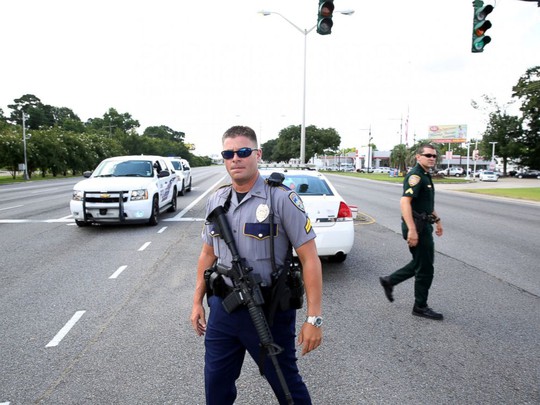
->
xmin=0 ymin=94 xmax=211 ymax=179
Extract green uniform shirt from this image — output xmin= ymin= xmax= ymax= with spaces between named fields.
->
xmin=402 ymin=162 xmax=435 ymax=215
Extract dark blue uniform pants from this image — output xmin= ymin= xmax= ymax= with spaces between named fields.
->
xmin=389 ymin=223 xmax=435 ymax=307
xmin=205 ymin=295 xmax=311 ymax=405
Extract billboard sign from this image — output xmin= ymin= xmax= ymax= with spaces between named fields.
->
xmin=428 ymin=125 xmax=467 ymax=144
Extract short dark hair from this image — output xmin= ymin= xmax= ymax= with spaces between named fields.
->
xmin=222 ymin=126 xmax=258 ymax=147
xmin=416 ymin=142 xmax=437 ymax=155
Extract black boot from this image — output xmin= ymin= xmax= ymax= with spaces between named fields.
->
xmin=412 ymin=305 xmax=443 ymax=320
xmin=379 ymin=276 xmax=394 ymax=302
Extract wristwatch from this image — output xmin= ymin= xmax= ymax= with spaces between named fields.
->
xmin=305 ymin=315 xmax=323 ymax=328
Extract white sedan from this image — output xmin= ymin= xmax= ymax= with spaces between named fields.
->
xmin=259 ymin=168 xmax=355 ymax=263
xmin=479 ymin=171 xmax=499 ymax=182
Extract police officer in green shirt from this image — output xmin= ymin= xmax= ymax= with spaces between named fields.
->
xmin=379 ymin=143 xmax=444 ymax=320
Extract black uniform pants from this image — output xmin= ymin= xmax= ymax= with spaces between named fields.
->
xmin=204 ymin=295 xmax=312 ymax=405
xmin=389 ymin=223 xmax=435 ymax=307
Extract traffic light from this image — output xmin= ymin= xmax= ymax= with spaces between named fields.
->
xmin=472 ymin=0 xmax=494 ymax=53
xmin=317 ymin=1 xmax=335 ymax=35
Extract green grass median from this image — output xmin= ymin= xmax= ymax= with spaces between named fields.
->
xmin=460 ymin=188 xmax=540 ymax=202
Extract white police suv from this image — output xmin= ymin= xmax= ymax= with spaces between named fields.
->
xmin=70 ymin=155 xmax=178 ymax=227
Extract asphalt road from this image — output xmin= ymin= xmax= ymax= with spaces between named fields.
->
xmin=1 ymin=168 xmax=538 ymax=404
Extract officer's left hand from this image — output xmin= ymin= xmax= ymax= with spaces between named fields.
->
xmin=435 ymin=221 xmax=443 ymax=237
xmin=298 ymin=323 xmax=322 ymax=356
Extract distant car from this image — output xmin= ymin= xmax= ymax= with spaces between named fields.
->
xmin=372 ymin=166 xmax=391 ymax=174
xmin=479 ymin=171 xmax=499 ymax=182
xmin=437 ymin=167 xmax=464 ymax=177
xmin=167 ymin=157 xmax=192 ymax=195
xmin=339 ymin=164 xmax=355 ymax=172
xmin=259 ymin=168 xmax=355 ymax=263
xmin=517 ymin=170 xmax=540 ymax=179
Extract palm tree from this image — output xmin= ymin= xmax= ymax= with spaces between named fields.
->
xmin=390 ymin=144 xmax=410 ymax=174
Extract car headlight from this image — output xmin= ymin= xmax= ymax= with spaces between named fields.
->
xmin=72 ymin=190 xmax=84 ymax=201
xmin=130 ymin=189 xmax=148 ymax=201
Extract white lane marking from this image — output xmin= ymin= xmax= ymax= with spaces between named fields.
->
xmin=0 ymin=218 xmax=206 ymax=223
xmin=169 ymin=175 xmax=228 ymax=220
xmin=109 ymin=265 xmax=128 ymax=279
xmin=157 ymin=226 xmax=167 ymax=233
xmin=138 ymin=242 xmax=151 ymax=251
xmin=164 ymin=217 xmax=206 ymax=222
xmin=0 ymin=205 xmax=23 ymax=211
xmin=0 ymin=217 xmax=74 ymax=223
xmin=1 ymin=175 xmax=228 ymax=224
xmin=45 ymin=215 xmax=74 ymax=223
xmin=45 ymin=310 xmax=86 ymax=348
xmin=1 ymin=401 xmax=11 ymax=404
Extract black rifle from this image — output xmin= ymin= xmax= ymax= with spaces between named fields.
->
xmin=207 ymin=204 xmax=294 ymax=405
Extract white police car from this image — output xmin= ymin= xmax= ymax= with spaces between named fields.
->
xmin=259 ymin=167 xmax=355 ymax=262
xmin=167 ymin=157 xmax=192 ymax=196
xmin=70 ymin=155 xmax=178 ymax=227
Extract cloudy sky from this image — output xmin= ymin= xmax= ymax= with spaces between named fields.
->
xmin=1 ymin=0 xmax=538 ymax=157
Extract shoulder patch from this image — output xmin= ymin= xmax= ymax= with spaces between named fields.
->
xmin=304 ymin=217 xmax=312 ymax=233
xmin=408 ymin=175 xmax=421 ymax=187
xmin=288 ymin=192 xmax=305 ymax=212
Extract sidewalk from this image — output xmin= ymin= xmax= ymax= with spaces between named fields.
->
xmin=436 ymin=177 xmax=540 ymax=190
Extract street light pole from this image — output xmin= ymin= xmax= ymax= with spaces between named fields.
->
xmin=259 ymin=10 xmax=354 ymax=164
xmin=465 ymin=142 xmax=471 ymax=180
xmin=22 ymin=112 xmax=29 ymax=180
xmin=489 ymin=141 xmax=498 ymax=169
xmin=359 ymin=126 xmax=372 ymax=172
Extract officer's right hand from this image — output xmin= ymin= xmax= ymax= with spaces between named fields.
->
xmin=407 ymin=229 xmax=419 ymax=247
xmin=190 ymin=304 xmax=207 ymax=336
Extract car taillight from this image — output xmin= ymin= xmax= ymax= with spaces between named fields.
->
xmin=337 ymin=201 xmax=352 ymax=219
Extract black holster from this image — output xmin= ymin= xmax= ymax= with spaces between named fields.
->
xmin=412 ymin=211 xmax=428 ymax=234
xmin=268 ymin=262 xmax=304 ymax=326
xmin=204 ymin=266 xmax=230 ymax=302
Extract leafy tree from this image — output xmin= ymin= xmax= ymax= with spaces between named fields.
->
xmin=271 ymin=125 xmax=341 ymax=163
xmin=260 ymin=138 xmax=278 ymax=162
xmin=8 ymin=94 xmax=56 ymax=129
xmin=84 ymin=133 xmax=124 ymax=169
xmin=53 ymin=107 xmax=85 ymax=132
xmin=472 ymin=94 xmax=523 ymax=172
xmin=85 ymin=108 xmax=140 ymax=135
xmin=512 ymin=66 xmax=540 ymax=168
xmin=480 ymin=113 xmax=523 ymax=174
xmin=389 ymin=143 xmax=410 ymax=172
xmin=0 ymin=129 xmax=24 ymax=178
xmin=143 ymin=125 xmax=185 ymax=142
xmin=30 ymin=129 xmax=70 ymax=177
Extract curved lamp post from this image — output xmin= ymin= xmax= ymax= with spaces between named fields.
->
xmin=259 ymin=10 xmax=354 ymax=164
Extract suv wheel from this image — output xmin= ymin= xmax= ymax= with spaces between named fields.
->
xmin=148 ymin=196 xmax=159 ymax=226
xmin=186 ymin=177 xmax=192 ymax=192
xmin=167 ymin=190 xmax=177 ymax=212
xmin=179 ymin=181 xmax=185 ymax=196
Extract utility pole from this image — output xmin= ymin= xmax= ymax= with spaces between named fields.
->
xmin=22 ymin=112 xmax=29 ymax=180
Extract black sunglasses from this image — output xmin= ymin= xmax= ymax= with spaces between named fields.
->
xmin=420 ymin=153 xmax=437 ymax=158
xmin=221 ymin=147 xmax=259 ymax=160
